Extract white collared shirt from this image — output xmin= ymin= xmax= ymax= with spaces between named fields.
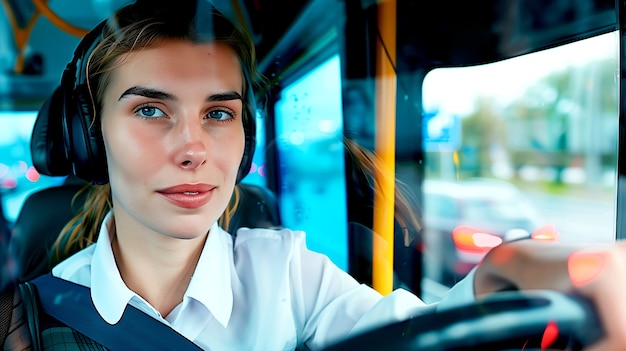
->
xmin=52 ymin=213 xmax=474 ymax=350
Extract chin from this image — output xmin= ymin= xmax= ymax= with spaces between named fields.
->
xmin=163 ymin=223 xmax=213 ymax=241
xmin=168 ymin=232 xmax=208 ymax=240
xmin=164 ymin=211 xmax=219 ymax=238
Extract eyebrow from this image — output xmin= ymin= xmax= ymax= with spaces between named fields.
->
xmin=119 ymin=86 xmax=244 ymax=102
xmin=119 ymin=86 xmax=173 ymax=101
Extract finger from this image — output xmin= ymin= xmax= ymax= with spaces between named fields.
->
xmin=568 ymin=245 xmax=626 ymax=350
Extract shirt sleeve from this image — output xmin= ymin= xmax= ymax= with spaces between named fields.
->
xmin=435 ymin=267 xmax=477 ymax=311
xmin=290 ymin=231 xmax=433 ymax=350
xmin=319 ymin=270 xmax=479 ymax=350
xmin=291 ymin=233 xmax=379 ymax=350
xmin=347 ymin=288 xmax=429 ymax=335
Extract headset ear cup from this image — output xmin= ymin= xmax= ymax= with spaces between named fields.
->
xmin=31 ymin=86 xmax=72 ymax=176
xmin=54 ymin=19 xmax=109 ymax=184
xmin=62 ymin=84 xmax=108 ymax=184
xmin=237 ymin=84 xmax=257 ymax=183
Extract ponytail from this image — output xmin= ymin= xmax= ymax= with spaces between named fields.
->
xmin=344 ymin=138 xmax=422 ymax=246
xmin=50 ymin=184 xmax=112 ymax=266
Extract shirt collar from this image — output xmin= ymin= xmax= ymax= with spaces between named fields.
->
xmin=90 ymin=214 xmax=234 ymax=327
xmin=184 ymin=222 xmax=233 ymax=327
xmin=91 ymin=212 xmax=137 ymax=324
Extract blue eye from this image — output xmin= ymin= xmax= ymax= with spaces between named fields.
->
xmin=207 ymin=110 xmax=234 ymax=121
xmin=135 ymin=105 xmax=166 ymax=118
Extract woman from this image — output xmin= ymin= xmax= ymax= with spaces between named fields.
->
xmin=4 ymin=0 xmax=626 ymax=350
xmin=5 ymin=1 xmax=431 ymax=349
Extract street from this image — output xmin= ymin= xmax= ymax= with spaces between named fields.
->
xmin=523 ymin=190 xmax=615 ymax=244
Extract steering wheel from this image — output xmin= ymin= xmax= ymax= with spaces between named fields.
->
xmin=322 ymin=290 xmax=604 ymax=351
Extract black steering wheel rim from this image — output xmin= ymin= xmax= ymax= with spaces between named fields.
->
xmin=322 ymin=290 xmax=603 ymax=351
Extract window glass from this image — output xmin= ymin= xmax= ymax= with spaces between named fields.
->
xmin=0 ymin=111 xmax=66 ymax=222
xmin=421 ymin=32 xmax=618 ymax=297
xmin=274 ymin=54 xmax=348 ymax=270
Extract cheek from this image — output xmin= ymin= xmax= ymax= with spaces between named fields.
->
xmin=103 ymin=124 xmax=167 ymax=180
xmin=213 ymin=126 xmax=246 ymax=178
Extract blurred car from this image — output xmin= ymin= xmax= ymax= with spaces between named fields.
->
xmin=422 ymin=178 xmax=550 ymax=286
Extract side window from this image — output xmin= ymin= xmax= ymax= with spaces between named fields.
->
xmin=425 ymin=195 xmax=458 ymax=219
xmin=0 ymin=112 xmax=66 ymax=223
xmin=438 ymin=197 xmax=458 ymax=219
xmin=273 ymin=54 xmax=348 ymax=270
xmin=421 ymin=32 xmax=618 ymax=295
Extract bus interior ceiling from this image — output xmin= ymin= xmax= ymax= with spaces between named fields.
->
xmin=1 ymin=0 xmax=617 ymax=113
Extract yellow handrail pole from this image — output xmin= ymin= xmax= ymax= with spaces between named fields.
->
xmin=372 ymin=0 xmax=396 ymax=295
xmin=32 ymin=0 xmax=89 ymax=37
xmin=2 ymin=0 xmax=41 ymax=73
xmin=2 ymin=0 xmax=89 ymax=73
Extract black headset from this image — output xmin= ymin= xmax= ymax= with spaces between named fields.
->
xmin=33 ymin=17 xmax=257 ymax=185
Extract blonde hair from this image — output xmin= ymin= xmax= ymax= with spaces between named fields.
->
xmin=218 ymin=186 xmax=241 ymax=231
xmin=343 ymin=138 xmax=422 ymax=246
xmin=51 ymin=184 xmax=110 ymax=266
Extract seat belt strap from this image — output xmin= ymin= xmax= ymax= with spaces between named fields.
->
xmin=29 ymin=273 xmax=203 ymax=351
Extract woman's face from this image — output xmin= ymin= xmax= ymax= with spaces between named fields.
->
xmin=100 ymin=40 xmax=245 ymax=240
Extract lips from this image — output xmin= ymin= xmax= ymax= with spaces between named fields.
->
xmin=156 ymin=183 xmax=215 ymax=209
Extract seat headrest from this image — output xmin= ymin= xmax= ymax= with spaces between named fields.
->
xmin=227 ymin=184 xmax=281 ymax=232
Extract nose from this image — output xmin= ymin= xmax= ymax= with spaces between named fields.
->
xmin=173 ymin=118 xmax=208 ymax=170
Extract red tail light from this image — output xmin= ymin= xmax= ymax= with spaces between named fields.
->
xmin=530 ymin=224 xmax=560 ymax=241
xmin=452 ymin=225 xmax=503 ymax=253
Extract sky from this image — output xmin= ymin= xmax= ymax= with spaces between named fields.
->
xmin=422 ymin=32 xmax=619 ymax=116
